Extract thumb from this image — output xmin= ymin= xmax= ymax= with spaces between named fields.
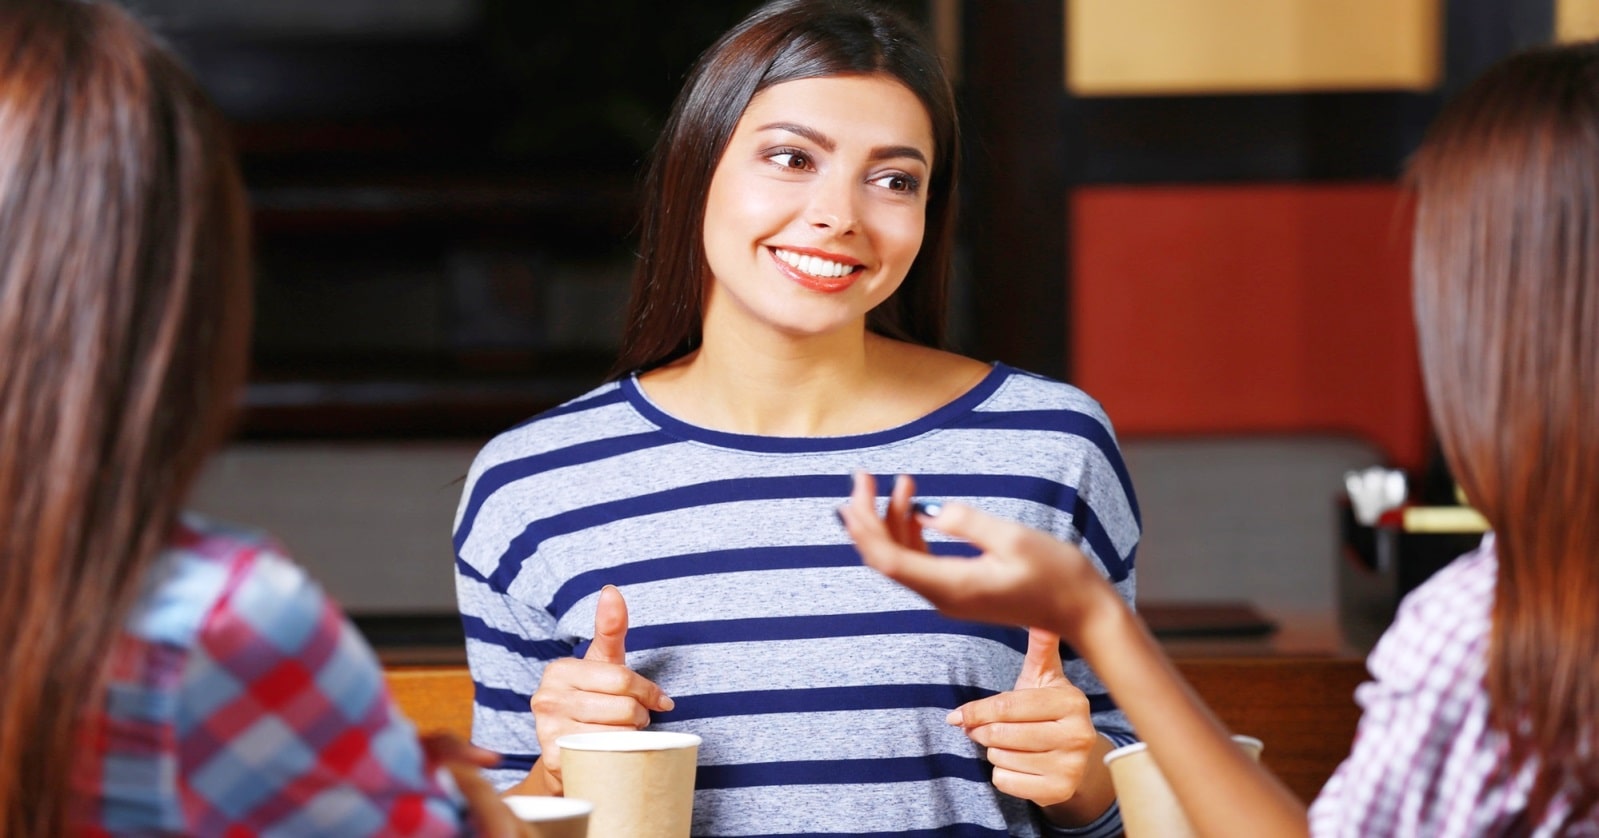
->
xmin=1015 ymin=627 xmax=1065 ymax=690
xmin=583 ymin=585 xmax=629 ymax=664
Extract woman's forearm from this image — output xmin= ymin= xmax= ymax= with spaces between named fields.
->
xmin=1070 ymin=592 xmax=1310 ymax=838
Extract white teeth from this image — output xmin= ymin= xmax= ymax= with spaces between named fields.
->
xmin=775 ymin=248 xmax=853 ymax=279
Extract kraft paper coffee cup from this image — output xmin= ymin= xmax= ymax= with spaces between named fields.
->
xmin=503 ymin=796 xmax=592 ymax=838
xmin=1104 ymin=734 xmax=1264 ymax=838
xmin=556 ymin=731 xmax=701 ymax=838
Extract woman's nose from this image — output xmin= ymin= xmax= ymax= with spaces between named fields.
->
xmin=805 ymin=174 xmax=859 ymax=234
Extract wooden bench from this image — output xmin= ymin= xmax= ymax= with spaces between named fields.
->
xmin=386 ymin=656 xmax=1368 ymax=804
xmin=386 ymin=666 xmax=475 ymax=741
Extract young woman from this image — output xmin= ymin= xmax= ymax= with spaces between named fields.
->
xmin=844 ymin=39 xmax=1599 ymax=837
xmin=453 ymin=1 xmax=1140 ymax=835
xmin=0 ymin=2 xmax=523 ymax=835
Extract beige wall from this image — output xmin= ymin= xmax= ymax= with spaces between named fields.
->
xmin=1067 ymin=0 xmax=1441 ymax=95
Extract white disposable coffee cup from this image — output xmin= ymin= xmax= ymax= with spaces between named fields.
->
xmin=556 ymin=731 xmax=701 ymax=838
xmin=1104 ymin=734 xmax=1264 ymax=838
xmin=503 ymin=795 xmax=592 ymax=838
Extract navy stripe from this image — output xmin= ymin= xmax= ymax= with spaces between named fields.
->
xmin=549 ymin=541 xmax=977 ymax=617
xmin=453 ymin=430 xmax=668 ymax=551
xmin=623 ymin=367 xmax=1009 ymax=453
xmin=461 ymin=615 xmax=572 ymax=660
xmin=914 ymin=474 xmax=1130 ymax=582
xmin=659 ymin=683 xmax=997 ymax=722
xmin=491 ymin=752 xmax=537 ymax=772
xmin=483 ymin=474 xmax=842 ymax=589
xmin=474 ymin=682 xmax=531 ymax=714
xmin=487 ymin=472 xmax=1129 ymax=592
xmin=1086 ymin=692 xmax=1119 ymax=715
xmin=1102 ymin=729 xmax=1140 ymax=748
xmin=695 ymin=753 xmax=992 ymax=789
xmin=486 ymin=473 xmax=850 ymax=589
xmin=953 ymin=408 xmax=1142 ymax=524
xmin=456 ymin=556 xmax=489 ymax=584
xmin=574 ymin=610 xmax=1029 ymax=656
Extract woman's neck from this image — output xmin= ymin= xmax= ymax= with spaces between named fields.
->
xmin=637 ymin=329 xmax=991 ymax=438
xmin=644 ymin=328 xmax=883 ymax=436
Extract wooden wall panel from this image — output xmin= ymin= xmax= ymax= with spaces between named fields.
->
xmin=1558 ymin=0 xmax=1599 ymax=40
xmin=1071 ymin=184 xmax=1429 ymax=468
xmin=1067 ymin=0 xmax=1441 ymax=95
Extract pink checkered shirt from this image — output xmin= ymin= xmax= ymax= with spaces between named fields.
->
xmin=72 ymin=514 xmax=469 ymax=836
xmin=1310 ymin=535 xmax=1598 ymax=836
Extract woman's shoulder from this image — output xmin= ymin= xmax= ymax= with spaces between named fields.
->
xmin=129 ymin=513 xmax=310 ymax=648
xmin=876 ymin=340 xmax=1116 ymax=426
xmin=468 ymin=378 xmax=642 ymax=473
xmin=1366 ymin=536 xmax=1496 ymax=687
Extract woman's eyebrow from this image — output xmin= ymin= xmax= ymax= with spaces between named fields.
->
xmin=756 ymin=121 xmax=929 ymax=165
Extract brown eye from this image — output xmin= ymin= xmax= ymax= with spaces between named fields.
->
xmin=870 ymin=172 xmax=922 ymax=194
xmin=768 ymin=150 xmax=812 ymax=170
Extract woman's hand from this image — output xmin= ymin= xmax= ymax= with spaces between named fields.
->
xmin=840 ymin=472 xmax=1120 ymax=823
xmin=526 ymin=585 xmax=674 ymax=793
xmin=838 ymin=472 xmax=1120 ymax=641
xmin=420 ymin=734 xmax=532 ymax=837
xmin=950 ymin=629 xmax=1107 ymax=811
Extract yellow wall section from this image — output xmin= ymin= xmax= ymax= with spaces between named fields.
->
xmin=1067 ymin=0 xmax=1441 ymax=95
xmin=1558 ymin=0 xmax=1599 ymax=41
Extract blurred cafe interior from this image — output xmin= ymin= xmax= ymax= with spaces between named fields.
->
xmin=124 ymin=0 xmax=1588 ymax=676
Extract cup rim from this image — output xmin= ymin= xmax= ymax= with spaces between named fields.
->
xmin=502 ymin=794 xmax=594 ymax=821
xmin=556 ymin=730 xmax=703 ymax=752
xmin=1103 ymin=734 xmax=1264 ymax=766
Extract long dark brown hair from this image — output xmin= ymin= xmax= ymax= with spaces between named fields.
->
xmin=1409 ymin=40 xmax=1599 ymax=827
xmin=609 ymin=0 xmax=959 ymax=378
xmin=0 ymin=1 xmax=251 ymax=834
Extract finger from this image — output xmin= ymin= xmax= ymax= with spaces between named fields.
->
xmin=949 ymin=685 xmax=1087 ymax=727
xmin=989 ymin=761 xmax=1083 ymax=809
xmin=849 ymin=470 xmax=879 ymax=516
xmin=563 ymin=689 xmax=656 ymax=728
xmin=840 ymin=489 xmax=930 ymax=580
xmin=916 ymin=500 xmax=1038 ymax=555
xmin=886 ymin=474 xmax=921 ymax=547
xmin=583 ymin=585 xmax=629 ymax=664
xmin=534 ymin=670 xmax=671 ymax=722
xmin=1015 ymin=628 xmax=1066 ymax=690
xmin=447 ymin=763 xmax=531 ymax=838
xmin=852 ymin=523 xmax=989 ymax=606
xmin=961 ymin=720 xmax=1077 ymax=752
xmin=420 ymin=732 xmax=502 ymax=768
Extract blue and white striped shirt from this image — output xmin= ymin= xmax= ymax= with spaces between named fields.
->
xmin=453 ymin=363 xmax=1141 ymax=836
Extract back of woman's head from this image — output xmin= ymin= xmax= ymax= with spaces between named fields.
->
xmin=611 ymin=0 xmax=959 ymax=377
xmin=1409 ymin=39 xmax=1599 ymax=826
xmin=0 ymin=1 xmax=249 ymax=833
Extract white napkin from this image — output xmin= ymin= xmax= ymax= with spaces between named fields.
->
xmin=1345 ymin=466 xmax=1407 ymax=526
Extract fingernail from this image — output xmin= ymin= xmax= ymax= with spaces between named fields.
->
xmin=945 ymin=709 xmax=962 ymax=725
xmin=913 ymin=500 xmax=943 ymax=518
xmin=659 ymin=695 xmax=675 ymax=712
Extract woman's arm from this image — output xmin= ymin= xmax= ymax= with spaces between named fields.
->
xmin=842 ymin=480 xmax=1309 ymax=838
xmin=178 ymin=547 xmax=515 ymax=835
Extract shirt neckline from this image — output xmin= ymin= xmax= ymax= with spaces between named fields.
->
xmin=620 ymin=362 xmax=1011 ymax=453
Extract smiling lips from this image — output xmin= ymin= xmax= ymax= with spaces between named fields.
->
xmin=770 ymin=247 xmax=862 ymax=293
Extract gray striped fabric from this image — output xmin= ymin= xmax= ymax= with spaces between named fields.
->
xmin=453 ymin=363 xmax=1141 ymax=837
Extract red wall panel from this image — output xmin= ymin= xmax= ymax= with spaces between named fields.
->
xmin=1072 ymin=183 xmax=1429 ymax=467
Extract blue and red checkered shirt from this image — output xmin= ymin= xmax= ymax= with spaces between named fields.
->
xmin=73 ymin=514 xmax=469 ymax=836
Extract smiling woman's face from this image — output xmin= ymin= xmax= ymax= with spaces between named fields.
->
xmin=699 ymin=73 xmax=934 ymax=343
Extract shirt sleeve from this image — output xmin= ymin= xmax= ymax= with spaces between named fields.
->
xmin=1058 ymin=399 xmax=1141 ymax=745
xmin=175 ymin=546 xmax=469 ymax=837
xmin=454 ymin=509 xmax=573 ymax=791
